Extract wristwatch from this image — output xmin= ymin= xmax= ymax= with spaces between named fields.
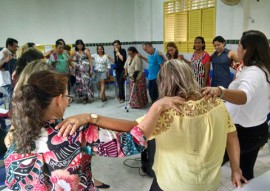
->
xmin=90 ymin=113 xmax=99 ymax=125
xmin=218 ymin=86 xmax=226 ymax=99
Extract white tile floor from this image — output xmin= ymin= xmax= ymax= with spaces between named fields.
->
xmin=1 ymin=86 xmax=270 ymax=191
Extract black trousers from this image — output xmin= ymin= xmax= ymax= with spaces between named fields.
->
xmin=223 ymin=122 xmax=269 ymax=180
xmin=150 ymin=176 xmax=163 ymax=191
xmin=141 ymin=139 xmax=156 ymax=177
xmin=116 ymin=69 xmax=125 ymax=100
xmin=148 ymin=79 xmax=159 ymax=103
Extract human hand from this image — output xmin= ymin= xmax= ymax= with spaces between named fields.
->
xmin=115 ymin=48 xmax=119 ymax=53
xmin=137 ymin=53 xmax=142 ymax=58
xmin=55 ymin=114 xmax=90 ymax=137
xmin=3 ymin=54 xmax=12 ymax=63
xmin=158 ymin=51 xmax=163 ymax=56
xmin=152 ymin=96 xmax=186 ymax=114
xmin=231 ymin=169 xmax=247 ymax=188
xmin=90 ymin=70 xmax=93 ymax=76
xmin=201 ymin=87 xmax=221 ymax=100
xmin=179 ymin=55 xmax=184 ymax=60
xmin=11 ymin=71 xmax=16 ymax=80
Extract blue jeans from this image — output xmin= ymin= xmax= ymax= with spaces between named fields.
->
xmin=2 ymin=84 xmax=13 ymax=105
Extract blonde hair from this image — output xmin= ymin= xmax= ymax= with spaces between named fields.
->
xmin=14 ymin=60 xmax=53 ymax=94
xmin=16 ymin=44 xmax=38 ymax=58
xmin=157 ymin=59 xmax=200 ymax=99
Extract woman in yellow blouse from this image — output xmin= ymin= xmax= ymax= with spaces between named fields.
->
xmin=57 ymin=59 xmax=245 ymax=190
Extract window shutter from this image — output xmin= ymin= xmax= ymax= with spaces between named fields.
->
xmin=188 ymin=10 xmax=201 ymax=53
xmin=202 ymin=7 xmax=216 ymax=53
xmin=175 ymin=12 xmax=188 ymax=52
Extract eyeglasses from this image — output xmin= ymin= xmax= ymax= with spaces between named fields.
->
xmin=64 ymin=95 xmax=74 ymax=103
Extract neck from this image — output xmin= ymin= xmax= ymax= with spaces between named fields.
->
xmin=42 ymin=104 xmax=63 ymax=121
xmin=195 ymin=49 xmax=203 ymax=54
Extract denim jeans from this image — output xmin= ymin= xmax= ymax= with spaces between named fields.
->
xmin=2 ymin=84 xmax=13 ymax=105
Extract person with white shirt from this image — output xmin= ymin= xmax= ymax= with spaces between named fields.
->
xmin=202 ymin=30 xmax=270 ymax=181
xmin=92 ymin=44 xmax=110 ymax=102
xmin=0 ymin=38 xmax=18 ymax=104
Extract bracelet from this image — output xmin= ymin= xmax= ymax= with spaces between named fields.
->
xmin=218 ymin=86 xmax=226 ymax=99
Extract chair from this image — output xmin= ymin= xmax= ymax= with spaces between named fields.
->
xmin=0 ymin=166 xmax=5 ymax=188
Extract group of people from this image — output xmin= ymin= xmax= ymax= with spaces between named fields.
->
xmin=0 ymin=29 xmax=269 ymax=191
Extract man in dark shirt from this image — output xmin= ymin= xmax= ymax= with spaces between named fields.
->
xmin=112 ymin=40 xmax=127 ymax=103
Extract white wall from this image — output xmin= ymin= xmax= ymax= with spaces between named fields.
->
xmin=134 ymin=0 xmax=165 ymax=41
xmin=216 ymin=0 xmax=270 ymax=40
xmin=0 ymin=0 xmax=135 ymax=46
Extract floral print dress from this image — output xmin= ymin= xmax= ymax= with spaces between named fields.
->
xmin=4 ymin=120 xmax=146 ymax=191
xmin=74 ymin=51 xmax=94 ymax=99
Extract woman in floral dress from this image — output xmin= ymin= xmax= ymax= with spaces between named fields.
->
xmin=71 ymin=39 xmax=94 ymax=104
xmin=4 ymin=70 xmax=180 ymax=191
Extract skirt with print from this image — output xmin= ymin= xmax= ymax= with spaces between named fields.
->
xmin=75 ymin=61 xmax=94 ymax=98
xmin=129 ymin=74 xmax=148 ymax=108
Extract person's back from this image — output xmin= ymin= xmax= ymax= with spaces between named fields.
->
xmin=138 ymin=59 xmax=243 ymax=191
xmin=151 ymin=98 xmax=235 ymax=191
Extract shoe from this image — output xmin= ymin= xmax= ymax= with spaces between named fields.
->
xmin=119 ymin=99 xmax=125 ymax=103
xmin=95 ymin=183 xmax=110 ymax=189
xmin=101 ymin=98 xmax=107 ymax=102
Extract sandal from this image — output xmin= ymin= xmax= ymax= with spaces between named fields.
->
xmin=95 ymin=183 xmax=110 ymax=189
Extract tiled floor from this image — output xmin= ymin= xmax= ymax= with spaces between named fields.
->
xmin=1 ymin=87 xmax=270 ymax=190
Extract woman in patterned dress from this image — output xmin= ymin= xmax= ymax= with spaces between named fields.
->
xmin=4 ymin=69 xmax=181 ymax=191
xmin=124 ymin=46 xmax=148 ymax=108
xmin=181 ymin=36 xmax=211 ymax=88
xmin=71 ymin=39 xmax=94 ymax=104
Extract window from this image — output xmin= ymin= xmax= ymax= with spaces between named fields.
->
xmin=164 ymin=0 xmax=216 ymax=53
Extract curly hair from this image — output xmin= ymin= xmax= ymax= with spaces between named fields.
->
xmin=157 ymin=59 xmax=200 ymax=99
xmin=11 ymin=70 xmax=68 ymax=153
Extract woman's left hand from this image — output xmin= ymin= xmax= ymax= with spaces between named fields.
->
xmin=231 ymin=169 xmax=247 ymax=188
xmin=55 ymin=114 xmax=90 ymax=137
xmin=153 ymin=96 xmax=186 ymax=114
xmin=201 ymin=87 xmax=221 ymax=100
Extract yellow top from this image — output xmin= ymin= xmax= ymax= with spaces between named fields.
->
xmin=137 ymin=98 xmax=236 ymax=191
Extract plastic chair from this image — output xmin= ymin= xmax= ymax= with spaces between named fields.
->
xmin=0 ymin=165 xmax=5 ymax=188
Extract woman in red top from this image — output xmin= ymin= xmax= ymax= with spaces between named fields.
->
xmin=182 ymin=36 xmax=211 ymax=88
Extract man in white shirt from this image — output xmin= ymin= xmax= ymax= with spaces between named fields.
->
xmin=0 ymin=38 xmax=19 ymax=104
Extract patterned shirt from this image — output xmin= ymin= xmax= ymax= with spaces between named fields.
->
xmin=4 ymin=120 xmax=146 ymax=191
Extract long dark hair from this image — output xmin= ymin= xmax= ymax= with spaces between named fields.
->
xmin=240 ymin=30 xmax=270 ymax=84
xmin=11 ymin=70 xmax=68 ymax=153
xmin=166 ymin=42 xmax=179 ymax=60
xmin=97 ymin=44 xmax=105 ymax=55
xmin=75 ymin=39 xmax=85 ymax=51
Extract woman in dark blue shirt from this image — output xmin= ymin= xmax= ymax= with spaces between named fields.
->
xmin=211 ymin=36 xmax=238 ymax=88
